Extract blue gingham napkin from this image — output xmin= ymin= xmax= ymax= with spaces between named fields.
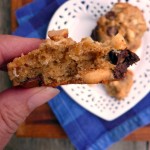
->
xmin=13 ymin=0 xmax=150 ymax=149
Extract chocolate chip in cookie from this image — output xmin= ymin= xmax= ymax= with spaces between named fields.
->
xmin=21 ymin=75 xmax=44 ymax=88
xmin=107 ymin=26 xmax=118 ymax=36
xmin=91 ymin=25 xmax=99 ymax=41
xmin=105 ymin=11 xmax=116 ymax=20
xmin=108 ymin=50 xmax=119 ymax=65
xmin=109 ymin=49 xmax=140 ymax=79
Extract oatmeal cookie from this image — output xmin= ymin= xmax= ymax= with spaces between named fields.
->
xmin=104 ymin=70 xmax=133 ymax=100
xmin=91 ymin=3 xmax=147 ymax=52
xmin=7 ymin=29 xmax=139 ymax=88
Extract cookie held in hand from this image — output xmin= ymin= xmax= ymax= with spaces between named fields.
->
xmin=7 ymin=29 xmax=139 ymax=88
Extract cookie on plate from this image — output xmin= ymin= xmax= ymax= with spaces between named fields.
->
xmin=104 ymin=70 xmax=133 ymax=100
xmin=91 ymin=3 xmax=147 ymax=52
xmin=7 ymin=29 xmax=139 ymax=88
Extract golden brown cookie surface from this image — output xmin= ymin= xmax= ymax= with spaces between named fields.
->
xmin=7 ymin=30 xmax=139 ymax=88
xmin=104 ymin=70 xmax=133 ymax=100
xmin=92 ymin=3 xmax=147 ymax=52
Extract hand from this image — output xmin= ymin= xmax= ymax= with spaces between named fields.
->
xmin=0 ymin=35 xmax=59 ymax=149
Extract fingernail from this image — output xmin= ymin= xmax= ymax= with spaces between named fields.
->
xmin=28 ymin=87 xmax=60 ymax=110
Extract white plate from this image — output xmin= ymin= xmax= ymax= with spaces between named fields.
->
xmin=47 ymin=0 xmax=150 ymax=121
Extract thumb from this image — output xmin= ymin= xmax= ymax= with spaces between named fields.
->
xmin=0 ymin=87 xmax=59 ymax=137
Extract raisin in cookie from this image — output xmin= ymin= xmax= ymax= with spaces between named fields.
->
xmin=7 ymin=29 xmax=139 ymax=88
xmin=91 ymin=3 xmax=147 ymax=52
xmin=104 ymin=70 xmax=133 ymax=100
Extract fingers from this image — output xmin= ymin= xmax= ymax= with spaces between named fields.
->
xmin=0 ymin=87 xmax=59 ymax=136
xmin=27 ymin=87 xmax=60 ymax=110
xmin=0 ymin=35 xmax=42 ymax=66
